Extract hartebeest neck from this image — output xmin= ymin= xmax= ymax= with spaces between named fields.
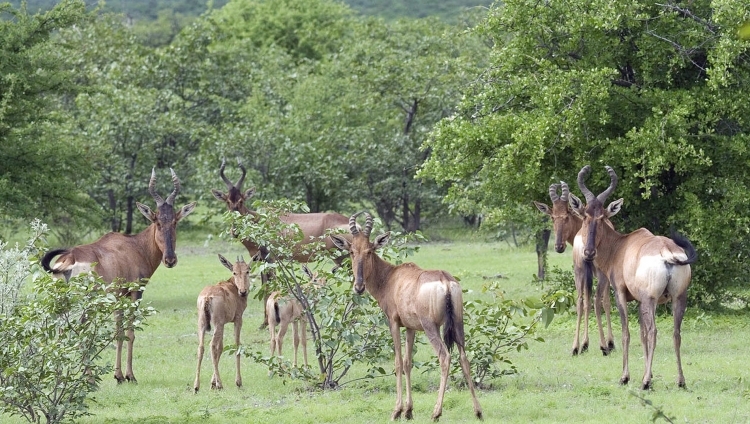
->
xmin=135 ymin=224 xmax=170 ymax=276
xmin=362 ymin=254 xmax=397 ymax=304
xmin=564 ymin=213 xmax=584 ymax=246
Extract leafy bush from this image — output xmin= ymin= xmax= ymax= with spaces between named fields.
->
xmin=0 ymin=221 xmax=154 ymax=424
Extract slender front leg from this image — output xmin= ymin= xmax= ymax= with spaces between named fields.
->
xmin=113 ymin=310 xmax=125 ymax=383
xmin=300 ymin=316 xmax=308 ymax=367
xmin=613 ymin=288 xmax=630 ymax=385
xmin=572 ymin=278 xmax=584 ymax=355
xmin=292 ymin=320 xmax=300 ymax=367
xmin=125 ymin=326 xmax=136 ymax=383
xmin=389 ymin=324 xmax=404 ymax=421
xmin=234 ymin=319 xmax=243 ymax=388
xmin=582 ymin=281 xmax=591 ymax=353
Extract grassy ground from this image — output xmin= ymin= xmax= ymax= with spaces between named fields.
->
xmin=4 ymin=234 xmax=750 ymax=423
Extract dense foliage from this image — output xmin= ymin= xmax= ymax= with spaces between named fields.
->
xmin=420 ymin=0 xmax=750 ymax=305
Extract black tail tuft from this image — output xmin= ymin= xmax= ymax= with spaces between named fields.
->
xmin=202 ymin=300 xmax=212 ymax=333
xmin=273 ymin=302 xmax=281 ymax=324
xmin=670 ymin=230 xmax=698 ymax=265
xmin=443 ymin=291 xmax=458 ymax=352
xmin=41 ymin=248 xmax=68 ymax=272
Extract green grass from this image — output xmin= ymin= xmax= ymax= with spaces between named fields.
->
xmin=4 ymin=238 xmax=750 ymax=423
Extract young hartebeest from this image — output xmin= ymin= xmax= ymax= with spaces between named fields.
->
xmin=330 ymin=212 xmax=482 ymax=421
xmin=266 ymin=290 xmax=308 ymax=368
xmin=535 ymin=181 xmax=617 ymax=355
xmin=212 ymin=159 xmax=350 ymax=326
xmin=573 ymin=165 xmax=697 ymax=389
xmin=194 ymin=254 xmax=251 ymax=392
xmin=41 ymin=168 xmax=196 ymax=383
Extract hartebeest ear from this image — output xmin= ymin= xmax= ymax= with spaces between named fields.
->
xmin=330 ymin=234 xmax=350 ymax=251
xmin=244 ymin=187 xmax=256 ymax=200
xmin=177 ymin=202 xmax=197 ymax=220
xmin=373 ymin=232 xmax=391 ymax=250
xmin=568 ymin=194 xmax=585 ymax=218
xmin=136 ymin=202 xmax=157 ymax=222
xmin=533 ymin=201 xmax=551 ymax=215
xmin=218 ymin=254 xmax=233 ymax=271
xmin=605 ymin=198 xmax=624 ymax=218
xmin=211 ymin=189 xmax=228 ymax=202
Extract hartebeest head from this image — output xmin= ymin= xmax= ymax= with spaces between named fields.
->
xmin=211 ymin=159 xmax=256 ymax=215
xmin=573 ymin=165 xmax=623 ymax=262
xmin=136 ymin=168 xmax=196 ymax=268
xmin=330 ymin=211 xmax=386 ymax=295
xmin=218 ymin=254 xmax=251 ymax=298
xmin=534 ymin=181 xmax=581 ymax=253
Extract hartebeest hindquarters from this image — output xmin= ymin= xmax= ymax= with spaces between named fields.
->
xmin=212 ymin=159 xmax=351 ymax=327
xmin=194 ymin=254 xmax=251 ymax=392
xmin=574 ymin=165 xmax=697 ymax=389
xmin=41 ymin=168 xmax=196 ymax=383
xmin=266 ymin=290 xmax=308 ymax=368
xmin=330 ymin=212 xmax=482 ymax=422
xmin=535 ymin=182 xmax=616 ymax=355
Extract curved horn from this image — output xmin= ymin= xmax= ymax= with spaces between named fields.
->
xmin=363 ymin=212 xmax=374 ymax=237
xmin=240 ymin=255 xmax=245 ymax=263
xmin=560 ymin=181 xmax=570 ymax=202
xmin=596 ymin=166 xmax=618 ymax=203
xmin=349 ymin=211 xmax=362 ymax=235
xmin=577 ymin=165 xmax=595 ymax=203
xmin=219 ymin=158 xmax=232 ymax=189
xmin=165 ymin=168 xmax=180 ymax=205
xmin=148 ymin=167 xmax=165 ymax=206
xmin=548 ymin=183 xmax=560 ymax=202
xmin=236 ymin=159 xmax=247 ymax=189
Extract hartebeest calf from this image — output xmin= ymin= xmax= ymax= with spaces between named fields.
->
xmin=41 ymin=168 xmax=196 ymax=383
xmin=331 ymin=212 xmax=482 ymax=421
xmin=194 ymin=254 xmax=251 ymax=393
xmin=535 ymin=181 xmax=616 ymax=355
xmin=573 ymin=165 xmax=697 ymax=389
xmin=212 ymin=159 xmax=350 ymax=326
xmin=266 ymin=290 xmax=308 ymax=368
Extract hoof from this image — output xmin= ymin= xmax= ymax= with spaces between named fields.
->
xmin=678 ymin=381 xmax=687 ymax=389
xmin=475 ymin=410 xmax=483 ymax=420
xmin=581 ymin=343 xmax=589 ymax=353
xmin=641 ymin=381 xmax=652 ymax=390
xmin=571 ymin=348 xmax=579 ymax=356
xmin=600 ymin=346 xmax=609 ymax=356
xmin=391 ymin=409 xmax=402 ymax=420
xmin=194 ymin=387 xmax=199 ymax=394
xmin=608 ymin=340 xmax=615 ymax=351
xmin=405 ymin=409 xmax=413 ymax=420
xmin=620 ymin=376 xmax=629 ymax=385
xmin=114 ymin=375 xmax=125 ymax=384
xmin=125 ymin=375 xmax=137 ymax=384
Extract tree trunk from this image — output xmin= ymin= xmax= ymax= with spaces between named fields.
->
xmin=535 ymin=228 xmax=551 ymax=280
xmin=108 ymin=189 xmax=120 ymax=232
xmin=125 ymin=195 xmax=134 ymax=235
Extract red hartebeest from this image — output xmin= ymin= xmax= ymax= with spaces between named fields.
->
xmin=574 ymin=165 xmax=697 ymax=389
xmin=194 ymin=254 xmax=251 ymax=392
xmin=330 ymin=212 xmax=482 ymax=421
xmin=41 ymin=168 xmax=196 ymax=383
xmin=535 ymin=181 xmax=616 ymax=355
xmin=212 ymin=159 xmax=350 ymax=326
xmin=266 ymin=290 xmax=308 ymax=368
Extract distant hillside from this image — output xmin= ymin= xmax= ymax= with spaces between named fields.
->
xmin=9 ymin=0 xmax=493 ymax=22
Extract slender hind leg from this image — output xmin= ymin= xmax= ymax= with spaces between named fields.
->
xmin=673 ymin=291 xmax=688 ymax=388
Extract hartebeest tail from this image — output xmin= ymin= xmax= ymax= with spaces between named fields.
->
xmin=42 ymin=168 xmax=196 ymax=383
xmin=194 ymin=254 xmax=251 ymax=393
xmin=536 ymin=180 xmax=617 ymax=356
xmin=331 ymin=212 xmax=482 ymax=421
xmin=575 ymin=165 xmax=697 ymax=390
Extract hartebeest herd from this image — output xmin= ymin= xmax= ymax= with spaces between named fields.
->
xmin=38 ymin=161 xmax=698 ymax=421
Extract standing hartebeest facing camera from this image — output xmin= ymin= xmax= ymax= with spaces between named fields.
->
xmin=535 ymin=181 xmax=616 ymax=355
xmin=41 ymin=168 xmax=196 ymax=384
xmin=573 ymin=165 xmax=697 ymax=390
xmin=330 ymin=212 xmax=482 ymax=421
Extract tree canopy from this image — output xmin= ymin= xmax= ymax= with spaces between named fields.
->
xmin=420 ymin=0 xmax=750 ymax=303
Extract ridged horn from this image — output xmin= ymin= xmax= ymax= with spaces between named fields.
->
xmin=363 ymin=212 xmax=374 ymax=237
xmin=165 ymin=168 xmax=180 ymax=205
xmin=560 ymin=181 xmax=570 ymax=202
xmin=219 ymin=158 xmax=232 ymax=189
xmin=236 ymin=159 xmax=247 ymax=190
xmin=577 ymin=165 xmax=595 ymax=203
xmin=548 ymin=183 xmax=560 ymax=202
xmin=349 ymin=211 xmax=363 ymax=235
xmin=148 ymin=167 xmax=164 ymax=207
xmin=597 ymin=166 xmax=618 ymax=203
